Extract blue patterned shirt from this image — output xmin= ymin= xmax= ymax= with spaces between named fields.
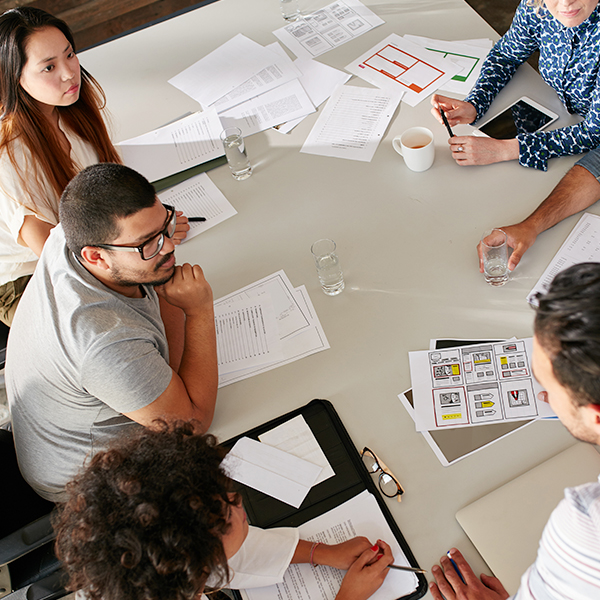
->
xmin=465 ymin=0 xmax=600 ymax=171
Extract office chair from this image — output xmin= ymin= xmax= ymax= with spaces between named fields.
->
xmin=0 ymin=429 xmax=66 ymax=600
xmin=0 ymin=322 xmax=9 ymax=371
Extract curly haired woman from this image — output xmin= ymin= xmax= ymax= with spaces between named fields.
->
xmin=54 ymin=421 xmax=394 ymax=600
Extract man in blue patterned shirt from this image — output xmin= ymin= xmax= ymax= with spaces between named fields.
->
xmin=432 ymin=0 xmax=600 ymax=170
xmin=430 ymin=262 xmax=600 ymax=600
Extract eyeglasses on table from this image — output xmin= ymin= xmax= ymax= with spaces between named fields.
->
xmin=361 ymin=446 xmax=404 ymax=502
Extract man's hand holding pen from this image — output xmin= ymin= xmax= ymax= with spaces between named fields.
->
xmin=430 ymin=548 xmax=509 ymax=600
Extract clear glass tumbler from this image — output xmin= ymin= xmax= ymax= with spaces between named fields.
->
xmin=311 ymin=239 xmax=345 ymax=296
xmin=481 ymin=228 xmax=509 ymax=286
xmin=220 ymin=127 xmax=252 ymax=181
xmin=280 ymin=0 xmax=300 ymax=21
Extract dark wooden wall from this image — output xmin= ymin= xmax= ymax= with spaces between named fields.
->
xmin=0 ymin=0 xmax=215 ymax=50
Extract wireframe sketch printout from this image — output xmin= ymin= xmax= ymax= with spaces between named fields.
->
xmin=241 ymin=491 xmax=418 ymax=600
xmin=527 ymin=213 xmax=600 ymax=305
xmin=409 ymin=338 xmax=554 ymax=431
xmin=118 ymin=109 xmax=224 ymax=182
xmin=158 ymin=173 xmax=237 ymax=242
xmin=345 ymin=34 xmax=461 ymax=106
xmin=301 ymin=85 xmax=401 ymax=161
xmin=273 ymin=0 xmax=384 ymax=60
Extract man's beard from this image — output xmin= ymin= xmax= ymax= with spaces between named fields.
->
xmin=111 ymin=252 xmax=175 ymax=288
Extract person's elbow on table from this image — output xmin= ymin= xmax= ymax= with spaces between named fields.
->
xmin=477 ymin=222 xmax=538 ymax=273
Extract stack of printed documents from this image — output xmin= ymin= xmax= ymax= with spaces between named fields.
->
xmin=215 ymin=270 xmax=329 ymax=387
xmin=168 ymin=34 xmax=350 ymax=137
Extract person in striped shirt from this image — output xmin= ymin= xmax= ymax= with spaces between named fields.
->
xmin=429 ymin=262 xmax=600 ymax=600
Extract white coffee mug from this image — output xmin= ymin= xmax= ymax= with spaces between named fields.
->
xmin=392 ymin=127 xmax=435 ymax=172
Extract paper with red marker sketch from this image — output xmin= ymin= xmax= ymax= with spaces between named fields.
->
xmin=345 ymin=33 xmax=461 ymax=107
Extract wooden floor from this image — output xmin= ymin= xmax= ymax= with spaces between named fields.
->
xmin=0 ymin=0 xmax=519 ymax=52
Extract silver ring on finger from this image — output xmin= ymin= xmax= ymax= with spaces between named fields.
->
xmin=458 ymin=146 xmax=464 ymax=152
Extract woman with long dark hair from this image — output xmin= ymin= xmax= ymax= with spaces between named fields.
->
xmin=0 ymin=7 xmax=120 ymax=324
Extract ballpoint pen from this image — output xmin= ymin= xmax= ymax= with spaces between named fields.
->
xmin=440 ymin=108 xmax=455 ymax=138
xmin=447 ymin=551 xmax=466 ymax=583
xmin=388 ymin=564 xmax=427 ymax=574
xmin=188 ymin=217 xmax=207 ymax=222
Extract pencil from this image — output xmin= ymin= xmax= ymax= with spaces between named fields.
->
xmin=387 ymin=564 xmax=427 ymax=574
xmin=440 ymin=108 xmax=454 ymax=138
xmin=188 ymin=217 xmax=207 ymax=222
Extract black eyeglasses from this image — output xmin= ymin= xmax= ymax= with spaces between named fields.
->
xmin=361 ymin=447 xmax=404 ymax=502
xmin=96 ymin=204 xmax=176 ymax=261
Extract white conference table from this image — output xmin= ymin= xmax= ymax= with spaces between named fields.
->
xmin=81 ymin=0 xmax=592 ymax=594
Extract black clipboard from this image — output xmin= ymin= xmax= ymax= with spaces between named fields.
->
xmin=222 ymin=399 xmax=427 ymax=600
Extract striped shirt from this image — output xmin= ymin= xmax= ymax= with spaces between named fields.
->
xmin=513 ymin=476 xmax=600 ymax=599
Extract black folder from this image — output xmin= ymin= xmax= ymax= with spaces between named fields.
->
xmin=222 ymin=399 xmax=427 ymax=600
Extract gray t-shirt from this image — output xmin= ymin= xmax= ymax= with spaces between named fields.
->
xmin=6 ymin=225 xmax=173 ymax=501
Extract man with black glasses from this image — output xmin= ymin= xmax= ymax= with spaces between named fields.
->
xmin=6 ymin=163 xmax=218 ymax=501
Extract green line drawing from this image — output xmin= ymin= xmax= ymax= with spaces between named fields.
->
xmin=426 ymin=47 xmax=480 ymax=83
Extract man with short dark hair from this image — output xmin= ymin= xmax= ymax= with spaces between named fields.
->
xmin=6 ymin=163 xmax=218 ymax=501
xmin=430 ymin=262 xmax=600 ymax=600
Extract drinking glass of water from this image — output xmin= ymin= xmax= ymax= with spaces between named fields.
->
xmin=279 ymin=0 xmax=300 ymax=20
xmin=220 ymin=127 xmax=252 ymax=180
xmin=311 ymin=239 xmax=345 ymax=296
xmin=481 ymin=228 xmax=509 ymax=286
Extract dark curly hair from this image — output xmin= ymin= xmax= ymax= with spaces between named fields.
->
xmin=54 ymin=421 xmax=237 ymax=600
xmin=535 ymin=262 xmax=600 ymax=407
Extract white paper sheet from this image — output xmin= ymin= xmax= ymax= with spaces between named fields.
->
xmin=168 ymin=34 xmax=282 ymax=108
xmin=223 ymin=437 xmax=323 ymax=508
xmin=118 ymin=110 xmax=224 ymax=182
xmin=210 ymin=42 xmax=302 ymax=113
xmin=259 ymin=415 xmax=335 ymax=485
xmin=242 ymin=491 xmax=418 ymax=600
xmin=217 ymin=279 xmax=329 ymax=387
xmin=409 ymin=338 xmax=554 ymax=432
xmin=301 ymin=84 xmax=401 ymax=161
xmin=275 ymin=58 xmax=352 ymax=134
xmin=527 ymin=213 xmax=600 ymax=305
xmin=403 ymin=35 xmax=491 ymax=95
xmin=219 ymin=79 xmax=315 ymax=136
xmin=273 ymin=0 xmax=384 ymax=60
xmin=215 ymin=295 xmax=283 ymax=375
xmin=158 ymin=173 xmax=236 ymax=242
xmin=345 ymin=34 xmax=462 ymax=107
